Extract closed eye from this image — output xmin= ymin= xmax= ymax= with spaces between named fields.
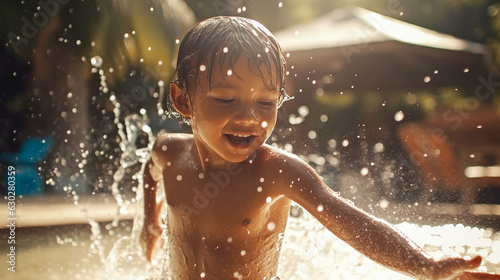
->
xmin=212 ymin=97 xmax=234 ymax=104
xmin=258 ymin=100 xmax=277 ymax=106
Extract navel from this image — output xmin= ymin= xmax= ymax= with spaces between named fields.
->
xmin=242 ymin=218 xmax=251 ymax=226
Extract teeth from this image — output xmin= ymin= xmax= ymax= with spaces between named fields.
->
xmin=233 ymin=134 xmax=250 ymax=138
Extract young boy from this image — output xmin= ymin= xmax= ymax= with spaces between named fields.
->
xmin=140 ymin=16 xmax=499 ymax=280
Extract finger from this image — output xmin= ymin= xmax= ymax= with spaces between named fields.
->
xmin=147 ymin=239 xmax=156 ymax=261
xmin=147 ymin=230 xmax=162 ymax=261
xmin=434 ymin=256 xmax=483 ymax=279
xmin=463 ymin=256 xmax=482 ymax=270
xmin=442 ymin=256 xmax=482 ymax=271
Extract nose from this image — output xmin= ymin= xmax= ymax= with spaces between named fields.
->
xmin=234 ymin=106 xmax=259 ymax=125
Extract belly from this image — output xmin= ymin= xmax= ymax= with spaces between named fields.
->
xmin=167 ymin=230 xmax=283 ymax=280
xmin=163 ymin=190 xmax=291 ymax=279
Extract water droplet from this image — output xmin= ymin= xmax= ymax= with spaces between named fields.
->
xmin=267 ymin=222 xmax=276 ymax=231
xmin=298 ymin=105 xmax=309 ymax=117
xmin=342 ymin=139 xmax=349 ymax=147
xmin=257 ymin=186 xmax=262 ymax=192
xmin=240 ymin=250 xmax=246 ymax=256
xmin=261 ymin=121 xmax=268 ymax=128
xmin=176 ymin=175 xmax=182 ymax=181
xmin=223 ymin=47 xmax=229 ymax=53
xmin=227 ymin=237 xmax=233 ymax=243
xmin=266 ymin=196 xmax=272 ymax=203
xmin=227 ymin=69 xmax=233 ymax=76
xmin=360 ymin=167 xmax=369 ymax=176
xmin=90 ymin=56 xmax=103 ymax=68
xmin=394 ymin=110 xmax=405 ymax=122
xmin=379 ymin=199 xmax=389 ymax=209
xmin=199 ymin=65 xmax=206 ymax=72
xmin=423 ymin=76 xmax=431 ymax=83
xmin=260 ymin=177 xmax=265 ymax=183
xmin=308 ymin=130 xmax=317 ymax=140
xmin=317 ymin=204 xmax=324 ymax=212
xmin=373 ymin=142 xmax=384 ymax=153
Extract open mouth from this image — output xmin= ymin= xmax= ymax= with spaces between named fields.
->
xmin=225 ymin=134 xmax=256 ymax=146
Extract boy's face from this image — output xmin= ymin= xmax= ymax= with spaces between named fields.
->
xmin=189 ymin=55 xmax=280 ymax=163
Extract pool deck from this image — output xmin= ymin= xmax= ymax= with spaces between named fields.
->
xmin=1 ymin=195 xmax=499 ymax=229
xmin=0 ymin=194 xmax=136 ymax=229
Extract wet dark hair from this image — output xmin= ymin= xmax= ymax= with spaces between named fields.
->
xmin=169 ymin=16 xmax=290 ymax=122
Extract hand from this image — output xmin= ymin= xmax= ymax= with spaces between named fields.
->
xmin=140 ymin=220 xmax=163 ymax=261
xmin=428 ymin=256 xmax=500 ymax=280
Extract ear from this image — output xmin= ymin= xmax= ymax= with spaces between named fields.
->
xmin=170 ymin=82 xmax=192 ymax=117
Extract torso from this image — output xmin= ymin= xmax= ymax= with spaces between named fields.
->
xmin=153 ymin=133 xmax=291 ymax=279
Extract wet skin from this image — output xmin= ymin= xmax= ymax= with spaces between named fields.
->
xmin=140 ymin=55 xmax=500 ymax=280
xmin=153 ymin=139 xmax=292 ymax=279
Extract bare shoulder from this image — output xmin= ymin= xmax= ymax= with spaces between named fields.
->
xmin=151 ymin=133 xmax=193 ymax=168
xmin=261 ymin=144 xmax=326 ymax=189
xmin=261 ymin=145 xmax=338 ymax=211
xmin=260 ymin=144 xmax=316 ymax=177
xmin=153 ymin=133 xmax=193 ymax=151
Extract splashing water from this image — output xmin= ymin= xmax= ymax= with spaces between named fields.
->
xmin=87 ymin=56 xmax=168 ymax=279
xmin=19 ymin=56 xmax=496 ymax=280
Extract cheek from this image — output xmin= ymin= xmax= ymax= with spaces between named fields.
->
xmin=262 ymin=107 xmax=278 ymax=122
xmin=260 ymin=109 xmax=278 ymax=130
xmin=191 ymin=98 xmax=217 ymax=122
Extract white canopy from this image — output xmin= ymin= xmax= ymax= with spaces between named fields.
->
xmin=273 ymin=7 xmax=493 ymax=91
xmin=274 ymin=6 xmax=487 ymax=55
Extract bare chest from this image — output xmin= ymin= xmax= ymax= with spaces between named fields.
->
xmin=162 ymin=162 xmax=289 ymax=237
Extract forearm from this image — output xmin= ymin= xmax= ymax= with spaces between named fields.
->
xmin=140 ymin=158 xmax=164 ymax=260
xmin=143 ymin=159 xmax=159 ymax=226
xmin=337 ymin=210 xmax=434 ymax=278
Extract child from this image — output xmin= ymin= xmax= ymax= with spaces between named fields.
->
xmin=140 ymin=16 xmax=499 ymax=280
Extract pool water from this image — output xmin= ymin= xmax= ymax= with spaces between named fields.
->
xmin=279 ymin=208 xmax=500 ymax=279
xmin=1 ymin=207 xmax=499 ymax=280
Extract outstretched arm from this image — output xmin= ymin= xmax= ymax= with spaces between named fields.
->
xmin=281 ymin=155 xmax=499 ymax=279
xmin=140 ymin=158 xmax=163 ymax=261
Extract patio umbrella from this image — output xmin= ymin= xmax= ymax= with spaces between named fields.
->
xmin=274 ymin=6 xmax=495 ymax=91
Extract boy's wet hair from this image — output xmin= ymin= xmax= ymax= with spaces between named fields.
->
xmin=169 ymin=16 xmax=290 ymax=123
